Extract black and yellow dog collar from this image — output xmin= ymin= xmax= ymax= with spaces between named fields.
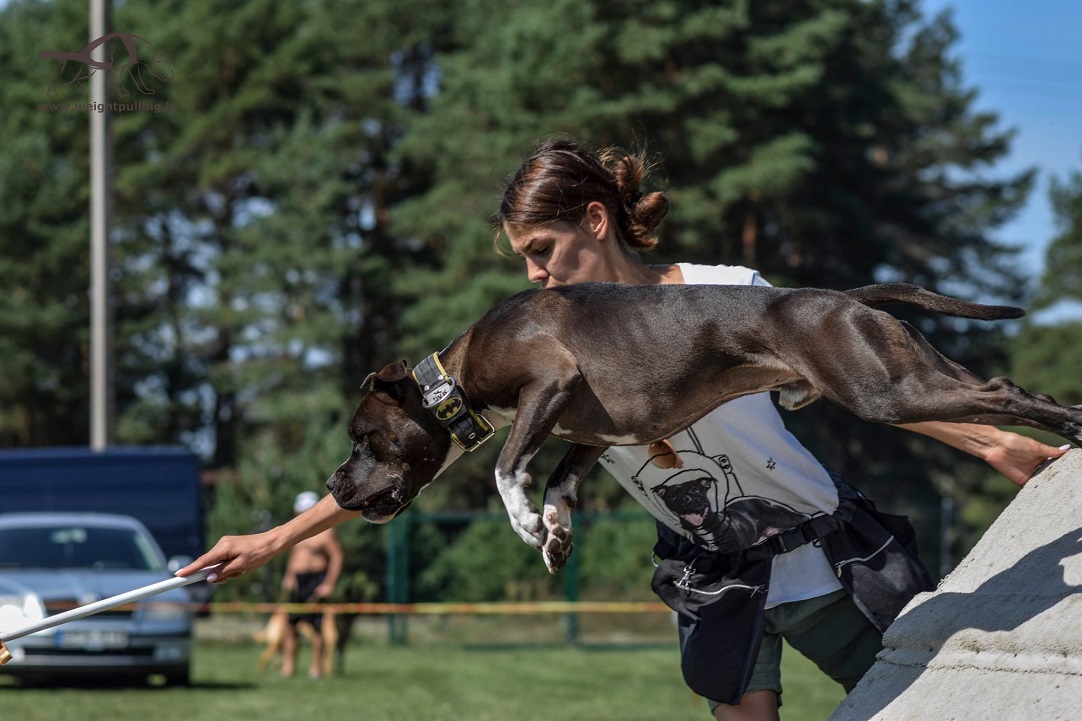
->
xmin=412 ymin=353 xmax=495 ymax=452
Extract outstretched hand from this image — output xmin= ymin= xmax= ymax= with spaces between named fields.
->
xmin=176 ymin=532 xmax=283 ymax=583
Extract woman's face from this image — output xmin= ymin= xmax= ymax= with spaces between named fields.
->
xmin=504 ymin=218 xmax=616 ymax=288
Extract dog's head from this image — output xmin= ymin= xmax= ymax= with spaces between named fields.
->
xmin=326 ymin=360 xmax=454 ymax=522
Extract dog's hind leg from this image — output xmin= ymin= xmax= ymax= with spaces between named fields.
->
xmin=540 ymin=443 xmax=607 ymax=573
xmin=320 ymin=608 xmax=337 ymax=677
xmin=896 ymin=320 xmax=986 ymax=383
xmin=938 ymin=376 xmax=1082 ymax=445
xmin=790 ymin=313 xmax=1082 ymax=445
xmin=256 ymin=610 xmax=286 ymax=673
xmin=831 ymin=371 xmax=1082 ymax=446
xmin=875 ymin=324 xmax=1082 ymax=443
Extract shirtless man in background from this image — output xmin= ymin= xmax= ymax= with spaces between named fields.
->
xmin=281 ymin=491 xmax=344 ymax=678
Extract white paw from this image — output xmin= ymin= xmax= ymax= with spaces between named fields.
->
xmin=541 ymin=505 xmax=574 ymax=574
xmin=509 ymin=510 xmax=544 ymax=549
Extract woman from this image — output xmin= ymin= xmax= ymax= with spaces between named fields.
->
xmin=180 ymin=137 xmax=1068 ymax=721
xmin=492 ymin=137 xmax=1070 ymax=719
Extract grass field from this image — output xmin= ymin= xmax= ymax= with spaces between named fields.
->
xmin=0 ymin=636 xmax=845 ymax=721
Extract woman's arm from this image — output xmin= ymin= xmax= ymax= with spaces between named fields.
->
xmin=897 ymin=421 xmax=1070 ymax=486
xmin=176 ymin=494 xmax=360 ymax=582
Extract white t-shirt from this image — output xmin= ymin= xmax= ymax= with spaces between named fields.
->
xmin=598 ymin=263 xmax=843 ymax=607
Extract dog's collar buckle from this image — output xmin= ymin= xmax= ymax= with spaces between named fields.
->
xmin=412 ymin=353 xmax=495 ymax=453
xmin=420 ymin=374 xmax=456 ymax=409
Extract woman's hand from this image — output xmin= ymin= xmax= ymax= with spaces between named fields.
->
xmin=176 ymin=531 xmax=285 ymax=583
xmin=982 ymin=434 xmax=1070 ymax=486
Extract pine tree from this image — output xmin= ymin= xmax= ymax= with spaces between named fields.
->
xmin=0 ymin=0 xmax=105 ymax=446
xmin=1011 ymin=160 xmax=1082 ymax=410
xmin=101 ymin=0 xmax=445 ymax=468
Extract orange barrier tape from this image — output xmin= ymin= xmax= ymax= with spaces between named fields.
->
xmin=205 ymin=601 xmax=672 ymax=615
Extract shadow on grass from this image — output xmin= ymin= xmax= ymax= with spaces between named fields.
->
xmin=0 ymin=677 xmax=254 ymax=691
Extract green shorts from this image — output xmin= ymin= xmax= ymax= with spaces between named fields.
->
xmin=709 ymin=588 xmax=883 ymax=711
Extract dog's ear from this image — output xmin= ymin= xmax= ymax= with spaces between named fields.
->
xmin=377 ymin=360 xmax=410 ymax=382
xmin=360 ymin=372 xmax=377 ymax=394
xmin=361 ymin=360 xmax=411 ymax=399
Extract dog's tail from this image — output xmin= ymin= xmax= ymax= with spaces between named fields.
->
xmin=845 ymin=283 xmax=1024 ymax=320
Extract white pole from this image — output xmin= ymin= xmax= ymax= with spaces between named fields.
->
xmin=0 ymin=565 xmax=220 ymax=644
xmin=89 ymin=0 xmax=114 ymax=451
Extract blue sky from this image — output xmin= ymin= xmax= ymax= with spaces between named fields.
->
xmin=921 ymin=0 xmax=1082 ymax=282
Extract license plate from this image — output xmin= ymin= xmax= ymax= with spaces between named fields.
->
xmin=57 ymin=629 xmax=129 ymax=650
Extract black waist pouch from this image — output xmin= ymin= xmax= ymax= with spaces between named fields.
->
xmin=651 ymin=524 xmax=770 ymax=704
xmin=821 ymin=481 xmax=935 ymax=631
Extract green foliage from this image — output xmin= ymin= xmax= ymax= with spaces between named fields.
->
xmin=0 ymin=0 xmax=97 ymax=446
xmin=1011 ymin=324 xmax=1082 ymax=408
xmin=576 ymin=513 xmax=660 ymax=598
xmin=416 ymin=516 xmax=562 ymax=602
xmin=104 ymin=0 xmax=429 ymax=466
xmin=1013 ymin=159 xmax=1082 ymax=408
xmin=413 ymin=511 xmax=658 ymax=603
xmin=1013 ymin=158 xmax=1082 ymax=407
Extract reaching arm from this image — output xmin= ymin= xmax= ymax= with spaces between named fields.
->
xmin=176 ymin=494 xmax=360 ymax=583
xmin=897 ymin=421 xmax=1070 ymax=487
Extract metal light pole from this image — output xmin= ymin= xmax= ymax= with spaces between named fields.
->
xmin=89 ymin=0 xmax=114 ymax=450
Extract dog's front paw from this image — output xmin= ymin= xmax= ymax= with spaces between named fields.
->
xmin=542 ymin=534 xmax=573 ymax=574
xmin=541 ymin=505 xmax=574 ymax=574
xmin=508 ymin=510 xmax=545 ymax=550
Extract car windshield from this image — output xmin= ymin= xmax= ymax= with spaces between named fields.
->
xmin=0 ymin=525 xmax=163 ymax=571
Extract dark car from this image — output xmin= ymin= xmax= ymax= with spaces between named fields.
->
xmin=0 ymin=512 xmax=195 ymax=685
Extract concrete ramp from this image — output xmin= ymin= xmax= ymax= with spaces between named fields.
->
xmin=830 ymin=448 xmax=1082 ymax=721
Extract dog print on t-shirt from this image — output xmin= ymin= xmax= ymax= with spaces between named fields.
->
xmin=600 ymin=426 xmax=818 ymax=553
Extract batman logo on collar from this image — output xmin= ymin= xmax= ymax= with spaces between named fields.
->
xmin=435 ymin=397 xmax=463 ymax=421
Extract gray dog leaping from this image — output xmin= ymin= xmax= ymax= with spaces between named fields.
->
xmin=326 ymin=282 xmax=1081 ymax=573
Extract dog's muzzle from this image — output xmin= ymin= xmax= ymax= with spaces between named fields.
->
xmin=334 ymin=483 xmax=412 ymax=523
